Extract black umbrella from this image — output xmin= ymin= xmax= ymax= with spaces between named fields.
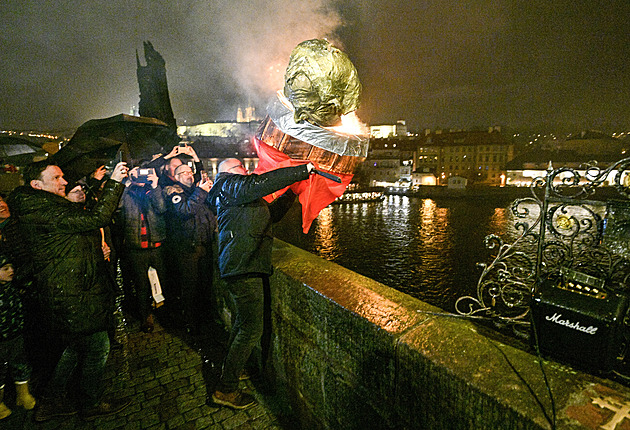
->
xmin=67 ymin=113 xmax=178 ymax=164
xmin=51 ymin=137 xmax=123 ymax=186
xmin=0 ymin=136 xmax=46 ymax=166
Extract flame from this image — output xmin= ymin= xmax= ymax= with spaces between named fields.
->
xmin=328 ymin=112 xmax=369 ymax=137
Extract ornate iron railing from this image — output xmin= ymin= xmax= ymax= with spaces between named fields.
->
xmin=455 ymin=157 xmax=630 ymax=324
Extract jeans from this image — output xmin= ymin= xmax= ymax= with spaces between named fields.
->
xmin=219 ymin=276 xmax=265 ymax=392
xmin=46 ymin=331 xmax=110 ymax=408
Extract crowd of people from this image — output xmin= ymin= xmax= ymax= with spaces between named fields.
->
xmin=0 ymin=143 xmax=315 ymax=422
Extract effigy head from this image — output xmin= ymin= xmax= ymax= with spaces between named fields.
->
xmin=283 ymin=39 xmax=361 ymax=127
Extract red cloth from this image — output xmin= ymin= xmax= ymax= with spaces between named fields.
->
xmin=253 ymin=137 xmax=353 ymax=233
xmin=139 ymin=213 xmax=161 ymax=249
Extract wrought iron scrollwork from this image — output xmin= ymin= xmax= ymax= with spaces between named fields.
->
xmin=456 ymin=157 xmax=630 ymax=323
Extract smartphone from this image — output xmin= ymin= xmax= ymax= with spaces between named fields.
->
xmin=104 ymin=151 xmax=123 ymax=173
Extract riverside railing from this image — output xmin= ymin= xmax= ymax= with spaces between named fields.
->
xmin=455 ymin=157 xmax=630 ymax=326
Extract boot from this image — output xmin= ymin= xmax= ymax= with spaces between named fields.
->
xmin=141 ymin=314 xmax=155 ymax=333
xmin=0 ymin=388 xmax=11 ymax=420
xmin=15 ymin=381 xmax=36 ymax=410
xmin=34 ymin=396 xmax=77 ymax=422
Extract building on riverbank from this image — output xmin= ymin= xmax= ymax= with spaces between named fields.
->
xmin=505 ymin=130 xmax=628 ymax=186
xmin=360 ymin=138 xmax=415 ymax=187
xmin=415 ymin=127 xmax=514 ymax=186
xmin=359 ymin=127 xmax=514 ymax=188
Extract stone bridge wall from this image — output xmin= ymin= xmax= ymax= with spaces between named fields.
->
xmin=230 ymin=240 xmax=630 ymax=429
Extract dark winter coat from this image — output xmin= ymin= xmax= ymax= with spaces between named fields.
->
xmin=7 ymin=180 xmax=124 ymax=337
xmin=0 ymin=279 xmax=24 ymax=341
xmin=164 ymin=182 xmax=216 ymax=248
xmin=118 ymin=184 xmax=167 ymax=249
xmin=207 ymin=164 xmax=309 ymax=278
xmin=0 ymin=217 xmax=23 ymax=269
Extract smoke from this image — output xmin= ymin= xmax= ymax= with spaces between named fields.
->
xmin=3 ymin=0 xmax=630 ymax=132
xmin=0 ymin=0 xmax=346 ymax=129
xmin=185 ymin=0 xmax=343 ymax=115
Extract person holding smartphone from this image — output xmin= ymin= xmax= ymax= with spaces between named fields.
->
xmin=159 ymin=143 xmax=205 ymax=189
xmin=163 ymin=163 xmax=216 ymax=335
xmin=117 ymin=165 xmax=167 ymax=333
xmin=7 ymin=160 xmax=131 ymax=421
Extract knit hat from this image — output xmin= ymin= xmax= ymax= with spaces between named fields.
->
xmin=0 ymin=254 xmax=11 ymax=268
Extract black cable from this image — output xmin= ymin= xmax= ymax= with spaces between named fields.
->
xmin=417 ymin=309 xmax=556 ymax=429
xmin=415 ymin=309 xmax=530 ymax=325
xmin=489 ymin=341 xmax=556 ymax=430
xmin=528 ymin=311 xmax=557 ymax=429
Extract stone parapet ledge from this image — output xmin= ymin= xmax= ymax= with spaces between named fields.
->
xmin=267 ymin=239 xmax=630 ymax=429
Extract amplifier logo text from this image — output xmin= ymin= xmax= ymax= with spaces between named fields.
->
xmin=545 ymin=313 xmax=598 ymax=335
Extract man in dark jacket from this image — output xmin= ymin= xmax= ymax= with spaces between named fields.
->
xmin=7 ymin=160 xmax=131 ymax=422
xmin=118 ymin=166 xmax=167 ymax=333
xmin=164 ymin=163 xmax=215 ymax=333
xmin=158 ymin=143 xmax=205 ymax=188
xmin=207 ymin=158 xmax=313 ymax=410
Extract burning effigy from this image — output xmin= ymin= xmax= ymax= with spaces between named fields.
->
xmin=254 ymin=39 xmax=369 ymax=233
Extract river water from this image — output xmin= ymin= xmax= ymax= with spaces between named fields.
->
xmin=274 ymin=195 xmax=519 ymax=312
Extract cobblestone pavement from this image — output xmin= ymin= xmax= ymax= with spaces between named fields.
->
xmin=2 ymin=310 xmax=296 ymax=430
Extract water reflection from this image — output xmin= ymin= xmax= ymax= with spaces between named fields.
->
xmin=274 ymin=197 xmax=513 ymax=311
xmin=490 ymin=207 xmax=508 ymax=237
xmin=313 ymin=207 xmax=340 ymax=260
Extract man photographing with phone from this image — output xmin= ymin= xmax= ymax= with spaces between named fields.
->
xmin=159 ymin=143 xmax=205 ymax=189
xmin=117 ymin=165 xmax=166 ymax=333
xmin=7 ymin=160 xmax=131 ymax=421
xmin=163 ymin=163 xmax=216 ymax=334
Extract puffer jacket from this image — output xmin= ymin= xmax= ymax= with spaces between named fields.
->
xmin=7 ymin=180 xmax=124 ymax=337
xmin=207 ymin=164 xmax=309 ymax=278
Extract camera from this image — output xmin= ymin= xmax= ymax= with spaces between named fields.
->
xmin=134 ymin=167 xmax=154 ymax=183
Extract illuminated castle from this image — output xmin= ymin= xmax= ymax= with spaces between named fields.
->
xmin=237 ymin=105 xmax=257 ymax=123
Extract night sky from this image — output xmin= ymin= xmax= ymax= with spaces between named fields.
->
xmin=2 ymin=0 xmax=630 ymax=134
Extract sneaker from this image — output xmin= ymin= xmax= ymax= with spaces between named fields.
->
xmin=81 ymin=398 xmax=131 ymax=421
xmin=34 ymin=397 xmax=78 ymax=422
xmin=212 ymin=389 xmax=256 ymax=410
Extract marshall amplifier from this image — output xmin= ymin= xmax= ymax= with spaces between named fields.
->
xmin=531 ymin=268 xmax=630 ymax=373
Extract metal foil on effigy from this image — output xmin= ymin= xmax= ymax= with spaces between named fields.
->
xmin=256 ymin=95 xmax=368 ymax=176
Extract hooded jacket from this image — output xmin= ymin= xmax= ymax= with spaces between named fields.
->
xmin=207 ymin=164 xmax=310 ymax=278
xmin=7 ymin=180 xmax=124 ymax=337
